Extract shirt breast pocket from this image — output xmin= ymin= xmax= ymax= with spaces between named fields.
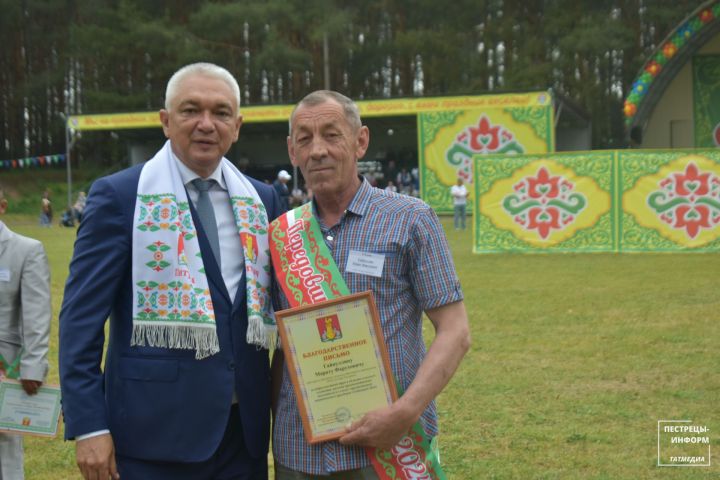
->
xmin=345 ymin=248 xmax=403 ymax=291
xmin=374 ymin=249 xmax=404 ymax=283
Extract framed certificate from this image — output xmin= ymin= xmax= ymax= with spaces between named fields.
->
xmin=0 ymin=380 xmax=62 ymax=437
xmin=276 ymin=290 xmax=398 ymax=444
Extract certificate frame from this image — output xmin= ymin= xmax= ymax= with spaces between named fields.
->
xmin=0 ymin=380 xmax=62 ymax=437
xmin=276 ymin=290 xmax=398 ymax=444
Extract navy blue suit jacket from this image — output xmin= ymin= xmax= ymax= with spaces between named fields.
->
xmin=59 ymin=163 xmax=282 ymax=462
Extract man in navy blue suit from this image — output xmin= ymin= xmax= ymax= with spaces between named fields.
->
xmin=59 ymin=63 xmax=283 ymax=480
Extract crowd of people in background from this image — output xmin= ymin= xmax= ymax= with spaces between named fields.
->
xmin=374 ymin=166 xmax=420 ymax=197
xmin=41 ymin=160 xmax=425 ymax=231
xmin=35 ymin=158 xmax=423 ymax=230
xmin=41 ymin=161 xmax=426 ymax=230
xmin=269 ymin=162 xmax=422 ymax=209
xmin=39 ymin=162 xmax=425 ymax=230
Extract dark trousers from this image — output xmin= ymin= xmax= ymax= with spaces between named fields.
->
xmin=117 ymin=405 xmax=267 ymax=480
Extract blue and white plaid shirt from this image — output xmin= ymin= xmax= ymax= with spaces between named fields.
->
xmin=273 ymin=178 xmax=464 ymax=475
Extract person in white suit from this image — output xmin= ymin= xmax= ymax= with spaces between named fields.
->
xmin=0 ymin=187 xmax=51 ymax=480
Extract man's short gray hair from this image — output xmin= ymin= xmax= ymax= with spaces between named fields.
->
xmin=289 ymin=90 xmax=362 ymax=135
xmin=165 ymin=63 xmax=241 ymax=111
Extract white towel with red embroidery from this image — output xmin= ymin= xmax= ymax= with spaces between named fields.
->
xmin=131 ymin=140 xmax=275 ymax=359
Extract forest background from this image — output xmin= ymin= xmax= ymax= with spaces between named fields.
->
xmin=0 ymin=0 xmax=704 ymax=165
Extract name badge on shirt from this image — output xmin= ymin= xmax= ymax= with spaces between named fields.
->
xmin=0 ymin=269 xmax=10 ymax=282
xmin=346 ymin=250 xmax=384 ymax=278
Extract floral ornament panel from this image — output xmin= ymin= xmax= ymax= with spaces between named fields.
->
xmin=480 ymin=158 xmax=612 ymax=249
xmin=624 ymin=154 xmax=720 ymax=248
xmin=135 ymin=280 xmax=214 ymax=324
xmin=504 ymin=167 xmax=587 ymax=240
xmin=231 ymin=196 xmax=269 ymax=235
xmin=692 ymin=54 xmax=720 ymax=148
xmin=136 ymin=194 xmax=186 ymax=233
xmin=145 ymin=241 xmax=172 ymax=271
xmin=445 ymin=115 xmax=525 ymax=185
xmin=419 ymin=101 xmax=552 ymax=214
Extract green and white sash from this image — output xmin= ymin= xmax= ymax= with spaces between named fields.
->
xmin=269 ymin=203 xmax=446 ymax=480
xmin=0 ymin=350 xmax=22 ymax=380
xmin=132 ymin=140 xmax=275 ymax=359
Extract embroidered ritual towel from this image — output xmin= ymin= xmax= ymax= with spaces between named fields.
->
xmin=132 ymin=140 xmax=275 ymax=358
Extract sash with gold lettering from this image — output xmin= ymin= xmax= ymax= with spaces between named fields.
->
xmin=269 ymin=203 xmax=446 ymax=480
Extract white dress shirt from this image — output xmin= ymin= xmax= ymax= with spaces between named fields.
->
xmin=174 ymin=155 xmax=245 ymax=303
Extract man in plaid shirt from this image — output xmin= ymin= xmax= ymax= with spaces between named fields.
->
xmin=272 ymin=90 xmax=471 ymax=479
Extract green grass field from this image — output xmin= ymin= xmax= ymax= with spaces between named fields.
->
xmin=3 ymin=214 xmax=719 ymax=479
